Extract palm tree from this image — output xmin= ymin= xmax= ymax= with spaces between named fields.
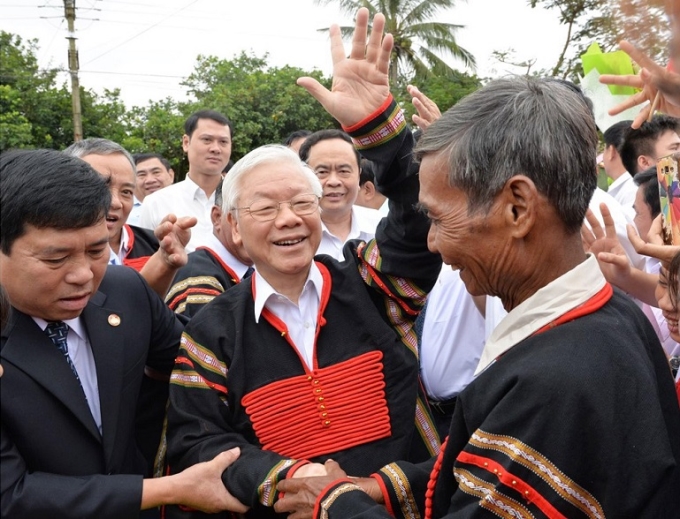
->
xmin=315 ymin=0 xmax=475 ymax=85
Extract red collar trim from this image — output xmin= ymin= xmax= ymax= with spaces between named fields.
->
xmin=196 ymin=246 xmax=241 ymax=283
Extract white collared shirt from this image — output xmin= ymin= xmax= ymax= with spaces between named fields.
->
xmin=202 ymin=233 xmax=251 ymax=280
xmin=33 ymin=316 xmax=102 ymax=433
xmin=316 ymin=205 xmax=382 ymax=261
xmin=139 ymin=175 xmax=215 ymax=252
xmin=127 ymin=197 xmax=143 ymax=227
xmin=606 ymin=172 xmax=637 ymax=219
xmin=477 ymin=255 xmax=606 ymax=376
xmin=420 ymin=268 xmax=486 ymax=400
xmin=589 ymin=188 xmax=646 ymax=271
xmin=253 ymin=263 xmax=323 ymax=370
xmin=108 ymin=225 xmax=131 ymax=266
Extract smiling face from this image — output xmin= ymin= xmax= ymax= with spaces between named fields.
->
xmin=135 ymin=157 xmax=173 ymax=199
xmin=306 ymin=138 xmax=360 ymax=222
xmin=228 ymin=162 xmax=322 ymax=293
xmin=418 ymin=152 xmax=510 ymax=297
xmin=80 ymin=153 xmax=136 ymax=246
xmin=183 ymin=118 xmax=232 ymax=179
xmin=0 ymin=222 xmax=110 ymax=321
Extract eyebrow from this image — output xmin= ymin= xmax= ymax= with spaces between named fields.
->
xmin=414 ymin=202 xmax=429 ymax=215
xmin=40 ymin=237 xmax=109 ymax=255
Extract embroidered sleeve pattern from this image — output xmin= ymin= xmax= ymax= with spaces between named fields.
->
xmin=376 ymin=463 xmax=423 ymax=519
xmin=455 ymin=429 xmax=605 ymax=519
xmin=358 ymin=239 xmax=428 ymax=360
xmin=170 ymin=332 xmax=228 ymax=395
xmin=165 ymin=275 xmax=226 ymax=314
xmin=343 ymin=96 xmax=406 ymax=151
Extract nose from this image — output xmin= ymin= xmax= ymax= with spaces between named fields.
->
xmin=64 ymin=255 xmax=96 ymax=286
xmin=325 ymin=171 xmax=341 ymax=186
xmin=110 ymin=191 xmax=122 ymax=210
xmin=274 ymin=201 xmax=302 ymax=227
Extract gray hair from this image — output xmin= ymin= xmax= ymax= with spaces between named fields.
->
xmin=64 ymin=138 xmax=136 ymax=173
xmin=222 ymin=144 xmax=322 ymax=214
xmin=415 ymin=77 xmax=598 ymax=233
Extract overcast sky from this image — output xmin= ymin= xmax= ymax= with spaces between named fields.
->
xmin=2 ymin=0 xmax=569 ymax=107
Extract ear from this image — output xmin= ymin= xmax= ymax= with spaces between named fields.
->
xmin=638 ymin=154 xmax=654 ymax=171
xmin=211 ymin=205 xmax=222 ymax=232
xmin=362 ymin=181 xmax=376 ymax=201
xmin=227 ymin=210 xmax=244 ymax=249
xmin=605 ymin=144 xmax=615 ymax=161
xmin=499 ymin=175 xmax=538 ymax=239
xmin=182 ymin=135 xmax=190 ymax=153
xmin=168 ymin=168 xmax=176 ymax=182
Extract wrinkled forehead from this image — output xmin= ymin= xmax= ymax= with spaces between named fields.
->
xmin=236 ymin=162 xmax=316 ymax=202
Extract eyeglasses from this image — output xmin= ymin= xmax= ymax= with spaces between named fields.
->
xmin=236 ymin=193 xmax=320 ymax=222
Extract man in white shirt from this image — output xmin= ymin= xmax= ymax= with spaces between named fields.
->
xmin=602 ymin=120 xmax=636 ymax=216
xmin=299 ymin=129 xmax=382 ymax=260
xmin=620 ymin=114 xmax=680 ymax=176
xmin=140 ymin=110 xmax=233 ymax=252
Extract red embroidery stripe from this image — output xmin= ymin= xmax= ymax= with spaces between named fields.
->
xmin=123 ymin=255 xmax=151 ymax=272
xmin=342 ymin=96 xmax=395 ymax=133
xmin=172 ymin=357 xmax=228 ymax=394
xmin=241 ymin=350 xmax=391 ymax=460
xmin=198 ymin=246 xmax=241 ymax=283
xmin=371 ymin=473 xmax=396 ymax=517
xmin=168 ymin=287 xmax=223 ymax=309
xmin=456 ymin=451 xmax=567 ymax=519
xmin=535 ymin=283 xmax=613 ymax=335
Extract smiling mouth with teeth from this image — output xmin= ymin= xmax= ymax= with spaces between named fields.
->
xmin=274 ymin=238 xmax=304 ymax=246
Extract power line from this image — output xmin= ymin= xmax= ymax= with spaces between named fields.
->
xmin=83 ymin=0 xmax=200 ymax=65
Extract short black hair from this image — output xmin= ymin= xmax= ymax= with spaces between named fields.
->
xmin=621 ymin=114 xmax=680 ymax=175
xmin=603 ymin=120 xmax=633 ymax=150
xmin=0 ymin=149 xmax=111 ymax=255
xmin=633 ymin=166 xmax=661 ymax=218
xmin=283 ymin=130 xmax=312 ymax=146
xmin=298 ymin=129 xmax=360 ymax=170
xmin=359 ymin=158 xmax=376 ymax=187
xmin=184 ymin=109 xmax=233 ymax=139
xmin=133 ymin=152 xmax=172 ymax=171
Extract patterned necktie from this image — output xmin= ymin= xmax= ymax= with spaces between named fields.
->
xmin=45 ymin=321 xmax=82 ymax=384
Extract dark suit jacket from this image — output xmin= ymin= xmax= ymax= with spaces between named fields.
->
xmin=0 ymin=266 xmax=184 ymax=518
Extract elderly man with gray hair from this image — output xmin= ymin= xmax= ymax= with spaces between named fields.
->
xmin=271 ymin=10 xmax=680 ymax=519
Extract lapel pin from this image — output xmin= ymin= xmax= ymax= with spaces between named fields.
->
xmin=108 ymin=314 xmax=121 ymax=327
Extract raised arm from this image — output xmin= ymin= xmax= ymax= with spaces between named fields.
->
xmin=600 ymin=41 xmax=680 ymax=129
xmin=297 ymin=8 xmax=393 ymax=127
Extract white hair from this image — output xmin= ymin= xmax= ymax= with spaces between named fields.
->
xmin=221 ymin=144 xmax=322 ymax=214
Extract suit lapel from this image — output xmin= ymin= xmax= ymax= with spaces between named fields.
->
xmin=81 ymin=289 xmax=125 ymax=468
xmin=1 ymin=310 xmax=101 ymax=441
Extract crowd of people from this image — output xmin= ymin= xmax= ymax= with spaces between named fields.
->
xmin=2 ymin=3 xmax=680 ymax=519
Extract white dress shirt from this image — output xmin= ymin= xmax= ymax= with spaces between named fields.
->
xmin=253 ymin=263 xmax=323 ymax=370
xmin=139 ymin=175 xmax=215 ymax=252
xmin=419 ymin=268 xmax=486 ymax=400
xmin=606 ymin=172 xmax=637 ymax=219
xmin=202 ymin=233 xmax=251 ymax=280
xmin=127 ymin=197 xmax=143 ymax=227
xmin=108 ymin=225 xmax=131 ymax=265
xmin=316 ymin=205 xmax=382 ymax=261
xmin=589 ymin=187 xmax=646 ymax=271
xmin=479 ymin=255 xmax=606 ymax=376
xmin=33 ymin=316 xmax=102 ymax=433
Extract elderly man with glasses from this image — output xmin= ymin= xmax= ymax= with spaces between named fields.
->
xmin=164 ymin=30 xmax=443 ymax=512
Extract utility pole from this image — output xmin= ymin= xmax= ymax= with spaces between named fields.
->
xmin=64 ymin=0 xmax=83 ymax=141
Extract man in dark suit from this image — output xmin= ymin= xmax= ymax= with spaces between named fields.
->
xmin=0 ymin=149 xmax=247 ymax=518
